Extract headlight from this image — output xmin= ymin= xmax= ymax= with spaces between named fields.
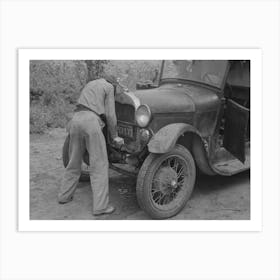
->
xmin=135 ymin=104 xmax=152 ymax=127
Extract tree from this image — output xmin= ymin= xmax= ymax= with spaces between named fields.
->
xmin=85 ymin=60 xmax=108 ymax=82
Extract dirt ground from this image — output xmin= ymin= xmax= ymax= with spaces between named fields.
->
xmin=30 ymin=128 xmax=250 ymax=220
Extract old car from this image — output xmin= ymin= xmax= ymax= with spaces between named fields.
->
xmin=63 ymin=60 xmax=250 ymax=219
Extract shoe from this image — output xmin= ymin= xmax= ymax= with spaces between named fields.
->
xmin=94 ymin=205 xmax=115 ymax=216
xmin=58 ymin=196 xmax=73 ymax=204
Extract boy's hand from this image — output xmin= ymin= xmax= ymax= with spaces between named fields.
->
xmin=113 ymin=136 xmax=124 ymax=148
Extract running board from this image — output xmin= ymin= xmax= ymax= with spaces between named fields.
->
xmin=211 ymin=144 xmax=250 ymax=176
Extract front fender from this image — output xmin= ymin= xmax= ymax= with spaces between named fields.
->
xmin=148 ymin=123 xmax=201 ymax=153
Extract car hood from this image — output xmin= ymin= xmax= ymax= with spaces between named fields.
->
xmin=132 ymin=83 xmax=220 ymax=113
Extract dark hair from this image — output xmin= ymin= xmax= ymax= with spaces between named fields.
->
xmin=101 ymin=74 xmax=118 ymax=86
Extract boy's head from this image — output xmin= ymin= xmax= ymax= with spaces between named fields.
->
xmin=101 ymin=74 xmax=118 ymax=87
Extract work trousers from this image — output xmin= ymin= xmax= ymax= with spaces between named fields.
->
xmin=58 ymin=111 xmax=109 ymax=214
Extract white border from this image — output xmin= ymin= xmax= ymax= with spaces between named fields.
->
xmin=19 ymin=49 xmax=262 ymax=231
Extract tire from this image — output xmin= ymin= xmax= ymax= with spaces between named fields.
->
xmin=136 ymin=144 xmax=196 ymax=219
xmin=62 ymin=134 xmax=90 ymax=182
xmin=62 ymin=134 xmax=70 ymax=168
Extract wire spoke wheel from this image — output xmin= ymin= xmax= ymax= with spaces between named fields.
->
xmin=136 ymin=144 xmax=196 ymax=219
xmin=151 ymin=157 xmax=187 ymax=207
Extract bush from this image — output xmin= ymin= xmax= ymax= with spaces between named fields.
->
xmin=30 ymin=104 xmax=50 ymax=134
xmin=29 ymin=60 xmax=162 ymax=134
xmin=30 ymin=60 xmax=87 ymax=103
xmin=104 ymin=60 xmax=161 ymax=90
xmin=30 ymin=95 xmax=74 ymax=134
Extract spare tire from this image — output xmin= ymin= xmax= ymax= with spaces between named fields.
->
xmin=62 ymin=134 xmax=90 ymax=182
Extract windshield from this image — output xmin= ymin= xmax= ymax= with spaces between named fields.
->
xmin=161 ymin=60 xmax=228 ymax=88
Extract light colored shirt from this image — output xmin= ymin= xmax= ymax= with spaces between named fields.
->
xmin=78 ymin=78 xmax=118 ymax=139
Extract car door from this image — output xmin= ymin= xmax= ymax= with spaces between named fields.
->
xmin=223 ymin=61 xmax=250 ymax=163
xmin=223 ymin=99 xmax=249 ymax=163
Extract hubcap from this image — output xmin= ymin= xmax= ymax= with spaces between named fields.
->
xmin=170 ymin=179 xmax=177 ymax=188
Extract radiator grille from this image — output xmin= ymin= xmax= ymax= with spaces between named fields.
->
xmin=115 ymin=102 xmax=135 ymax=124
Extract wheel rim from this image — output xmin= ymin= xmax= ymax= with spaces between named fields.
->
xmin=151 ymin=156 xmax=189 ymax=210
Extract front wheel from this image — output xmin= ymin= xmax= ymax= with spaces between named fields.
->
xmin=136 ymin=144 xmax=196 ymax=219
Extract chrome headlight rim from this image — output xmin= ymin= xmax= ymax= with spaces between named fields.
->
xmin=135 ymin=104 xmax=152 ymax=128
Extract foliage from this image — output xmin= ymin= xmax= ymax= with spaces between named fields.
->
xmin=30 ymin=95 xmax=75 ymax=134
xmin=85 ymin=60 xmax=108 ymax=82
xmin=105 ymin=60 xmax=161 ymax=90
xmin=30 ymin=60 xmax=161 ymax=134
xmin=30 ymin=60 xmax=87 ymax=104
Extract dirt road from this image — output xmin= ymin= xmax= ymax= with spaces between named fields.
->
xmin=30 ymin=128 xmax=250 ymax=220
